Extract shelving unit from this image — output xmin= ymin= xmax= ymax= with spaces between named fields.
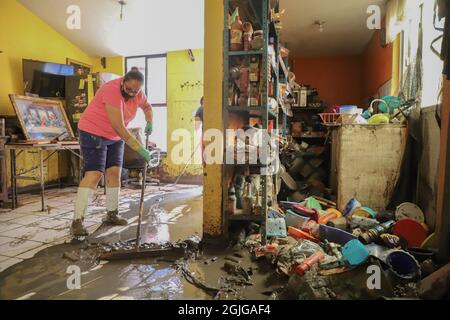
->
xmin=285 ymin=93 xmax=331 ymax=198
xmin=222 ymin=0 xmax=281 ymax=244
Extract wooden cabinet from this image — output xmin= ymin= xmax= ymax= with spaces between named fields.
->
xmin=330 ymin=124 xmax=407 ymax=211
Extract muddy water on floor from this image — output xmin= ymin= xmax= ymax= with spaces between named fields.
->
xmin=0 ymin=187 xmax=208 ymax=300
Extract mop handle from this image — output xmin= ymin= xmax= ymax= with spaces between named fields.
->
xmin=135 ymin=132 xmax=150 ymax=250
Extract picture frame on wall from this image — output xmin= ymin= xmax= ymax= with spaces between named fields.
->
xmin=9 ymin=94 xmax=75 ymax=141
xmin=66 ymin=58 xmax=92 ymax=77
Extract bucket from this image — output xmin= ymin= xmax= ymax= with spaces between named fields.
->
xmin=385 ymin=250 xmax=421 ymax=280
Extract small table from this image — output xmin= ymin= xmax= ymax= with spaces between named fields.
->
xmin=7 ymin=142 xmax=82 ymax=211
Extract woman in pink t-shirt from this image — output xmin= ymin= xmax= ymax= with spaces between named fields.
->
xmin=72 ymin=68 xmax=154 ymax=237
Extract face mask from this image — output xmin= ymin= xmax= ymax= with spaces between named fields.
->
xmin=121 ymin=82 xmax=138 ymax=100
xmin=121 ymin=87 xmax=133 ymax=100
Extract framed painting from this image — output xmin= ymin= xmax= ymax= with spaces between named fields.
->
xmin=9 ymin=94 xmax=75 ymax=141
xmin=66 ymin=58 xmax=92 ymax=77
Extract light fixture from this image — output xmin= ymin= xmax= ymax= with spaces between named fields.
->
xmin=118 ymin=0 xmax=127 ymax=21
xmin=314 ymin=20 xmax=325 ymax=32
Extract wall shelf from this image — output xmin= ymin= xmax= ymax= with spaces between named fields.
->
xmin=229 ymin=50 xmax=264 ymax=56
xmin=227 ymin=106 xmax=278 ymax=119
xmin=223 ymin=0 xmax=279 ymax=244
xmin=228 ymin=213 xmax=265 ymax=222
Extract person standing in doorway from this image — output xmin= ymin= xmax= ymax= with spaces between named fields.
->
xmin=194 ymin=96 xmax=204 ymax=160
xmin=72 ymin=67 xmax=154 ymax=237
xmin=194 ymin=96 xmax=204 ymax=130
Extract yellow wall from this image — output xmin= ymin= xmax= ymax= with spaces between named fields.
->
xmin=0 ymin=0 xmax=93 ymax=115
xmin=92 ymin=56 xmax=125 ymax=76
xmin=164 ymin=49 xmax=204 ymax=177
xmin=203 ymin=0 xmax=224 ymax=238
xmin=391 ymin=35 xmax=401 ymax=96
xmin=0 ymin=0 xmax=93 ymax=188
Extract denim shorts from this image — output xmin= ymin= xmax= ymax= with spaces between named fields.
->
xmin=78 ymin=130 xmax=124 ymax=173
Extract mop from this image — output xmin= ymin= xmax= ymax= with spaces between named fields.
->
xmin=99 ymin=130 xmax=185 ymax=261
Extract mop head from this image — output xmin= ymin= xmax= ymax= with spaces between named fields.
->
xmin=98 ymin=235 xmax=202 ymax=261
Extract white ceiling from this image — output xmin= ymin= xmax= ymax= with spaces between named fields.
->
xmin=19 ymin=0 xmax=205 ymax=57
xmin=19 ymin=0 xmax=386 ymax=58
xmin=280 ymin=0 xmax=388 ymax=57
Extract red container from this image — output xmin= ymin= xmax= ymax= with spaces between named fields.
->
xmin=318 ymin=208 xmax=342 ymax=225
xmin=301 ymin=220 xmax=320 ymax=238
xmin=292 ymin=251 xmax=325 ymax=275
xmin=255 ymin=243 xmax=279 ymax=258
xmin=393 ymin=218 xmax=429 ymax=248
xmin=292 ymin=204 xmax=319 ymax=221
xmin=288 ymin=226 xmax=320 ymax=243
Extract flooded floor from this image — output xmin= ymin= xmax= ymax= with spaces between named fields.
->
xmin=0 ymin=187 xmax=281 ymax=300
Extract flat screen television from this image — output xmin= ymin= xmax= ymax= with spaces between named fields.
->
xmin=23 ymin=59 xmax=75 ymax=98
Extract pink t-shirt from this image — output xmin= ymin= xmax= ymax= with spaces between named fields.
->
xmin=78 ymin=78 xmax=147 ymax=141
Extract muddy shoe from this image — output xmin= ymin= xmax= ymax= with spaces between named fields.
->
xmin=71 ymin=219 xmax=88 ymax=237
xmin=104 ymin=210 xmax=128 ymax=226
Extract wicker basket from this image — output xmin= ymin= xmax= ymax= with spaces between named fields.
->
xmin=319 ymin=113 xmax=341 ymax=126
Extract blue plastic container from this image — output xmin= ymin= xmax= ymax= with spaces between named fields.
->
xmin=339 ymin=105 xmax=358 ymax=114
xmin=318 ymin=224 xmax=356 ymax=246
xmin=342 ymin=239 xmax=370 ymax=266
xmin=385 ymin=250 xmax=421 ymax=280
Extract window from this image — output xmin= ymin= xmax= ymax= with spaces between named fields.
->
xmin=421 ymin=0 xmax=445 ymax=107
xmin=400 ymin=0 xmax=445 ymax=108
xmin=125 ymin=55 xmax=167 ymax=151
xmin=146 ymin=57 xmax=167 ymax=105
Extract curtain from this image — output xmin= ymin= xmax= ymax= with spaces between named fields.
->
xmin=439 ymin=0 xmax=449 ymax=79
xmin=388 ymin=1 xmax=424 ymax=208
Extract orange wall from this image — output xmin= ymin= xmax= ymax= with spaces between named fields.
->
xmin=293 ymin=30 xmax=394 ymax=107
xmin=361 ymin=29 xmax=393 ymax=101
xmin=293 ymin=55 xmax=362 ymax=106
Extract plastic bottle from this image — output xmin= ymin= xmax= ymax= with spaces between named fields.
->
xmin=242 ymin=22 xmax=253 ymax=51
xmin=238 ymin=67 xmax=250 ymax=107
xmin=318 ymin=208 xmax=342 ymax=224
xmin=242 ymin=178 xmax=253 ymax=214
xmin=230 ymin=8 xmax=243 ymax=51
xmin=227 ymin=187 xmax=236 ymax=214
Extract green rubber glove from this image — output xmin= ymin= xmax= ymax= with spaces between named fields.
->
xmin=126 ymin=136 xmax=151 ymax=162
xmin=137 ymin=146 xmax=151 ymax=162
xmin=145 ymin=122 xmax=153 ymax=135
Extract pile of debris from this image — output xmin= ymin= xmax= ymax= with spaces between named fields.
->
xmin=243 ymin=197 xmax=446 ymax=299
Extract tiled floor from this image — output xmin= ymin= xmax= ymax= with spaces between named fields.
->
xmin=0 ymin=184 xmax=198 ymax=273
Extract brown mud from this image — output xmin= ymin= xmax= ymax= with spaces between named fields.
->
xmin=0 ymin=187 xmax=280 ymax=300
